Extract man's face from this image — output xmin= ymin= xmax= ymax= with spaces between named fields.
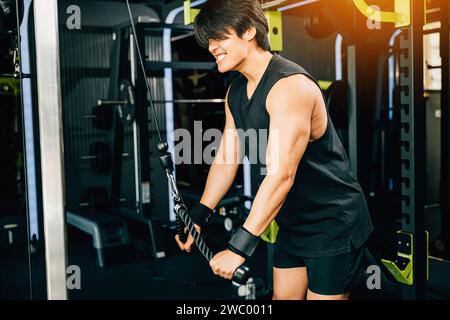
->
xmin=208 ymin=28 xmax=251 ymax=73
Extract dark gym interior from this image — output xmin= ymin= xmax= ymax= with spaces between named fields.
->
xmin=1 ymin=0 xmax=450 ymax=301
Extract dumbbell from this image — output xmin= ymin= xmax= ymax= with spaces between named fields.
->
xmin=79 ymin=187 xmax=126 ymax=212
xmin=81 ymin=142 xmax=129 ymax=174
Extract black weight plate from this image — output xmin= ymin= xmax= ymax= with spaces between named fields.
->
xmin=305 ymin=7 xmax=334 ymax=40
xmin=92 ymin=105 xmax=113 ymax=130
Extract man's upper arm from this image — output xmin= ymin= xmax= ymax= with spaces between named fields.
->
xmin=265 ymin=74 xmax=316 ymax=178
xmin=216 ymin=86 xmax=241 ymax=164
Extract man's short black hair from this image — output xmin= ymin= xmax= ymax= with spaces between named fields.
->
xmin=194 ymin=0 xmax=270 ymax=51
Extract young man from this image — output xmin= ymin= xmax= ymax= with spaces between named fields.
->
xmin=175 ymin=0 xmax=373 ymax=300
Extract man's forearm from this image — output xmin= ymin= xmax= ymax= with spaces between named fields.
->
xmin=200 ymin=160 xmax=240 ymax=210
xmin=243 ymin=174 xmax=294 ymax=236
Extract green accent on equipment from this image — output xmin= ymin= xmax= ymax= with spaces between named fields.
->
xmin=264 ymin=11 xmax=283 ymax=52
xmin=318 ymin=80 xmax=333 ymax=91
xmin=381 ymin=230 xmax=429 ymax=286
xmin=261 ymin=220 xmax=279 ymax=244
xmin=352 ymin=0 xmax=411 ymax=28
xmin=184 ymin=0 xmax=200 ymax=26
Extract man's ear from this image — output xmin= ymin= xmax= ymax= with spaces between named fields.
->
xmin=242 ymin=26 xmax=257 ymax=41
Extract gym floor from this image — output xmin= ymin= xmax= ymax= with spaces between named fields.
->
xmin=0 ymin=225 xmax=401 ymax=301
xmin=0 ymin=246 xmax=391 ymax=301
xmin=1 ymin=233 xmax=261 ymax=300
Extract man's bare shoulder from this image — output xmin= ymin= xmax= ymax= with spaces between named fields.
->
xmin=267 ymin=73 xmax=319 ymax=113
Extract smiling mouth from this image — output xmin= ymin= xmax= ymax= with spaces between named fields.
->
xmin=216 ymin=53 xmax=227 ymax=62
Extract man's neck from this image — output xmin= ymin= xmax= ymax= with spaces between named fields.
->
xmin=237 ymin=49 xmax=273 ymax=86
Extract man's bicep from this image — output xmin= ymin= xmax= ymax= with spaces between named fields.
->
xmin=265 ymin=76 xmax=315 ymax=177
xmin=266 ymin=110 xmax=310 ymax=177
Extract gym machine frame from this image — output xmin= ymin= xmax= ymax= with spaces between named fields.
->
xmin=441 ymin=0 xmax=450 ymax=262
xmin=370 ymin=0 xmax=428 ymax=299
xmin=123 ymin=1 xmax=250 ymax=284
xmin=396 ymin=0 xmax=427 ymax=299
xmin=106 ymin=16 xmax=212 ymax=259
xmin=341 ymin=0 xmax=428 ymax=298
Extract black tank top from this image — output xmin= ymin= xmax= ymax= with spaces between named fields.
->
xmin=228 ymin=54 xmax=373 ymax=257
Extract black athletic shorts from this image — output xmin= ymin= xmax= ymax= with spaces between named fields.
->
xmin=273 ymin=243 xmax=367 ymax=296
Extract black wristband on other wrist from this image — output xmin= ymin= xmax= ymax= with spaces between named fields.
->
xmin=189 ymin=203 xmax=213 ymax=228
xmin=228 ymin=226 xmax=259 ymax=259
